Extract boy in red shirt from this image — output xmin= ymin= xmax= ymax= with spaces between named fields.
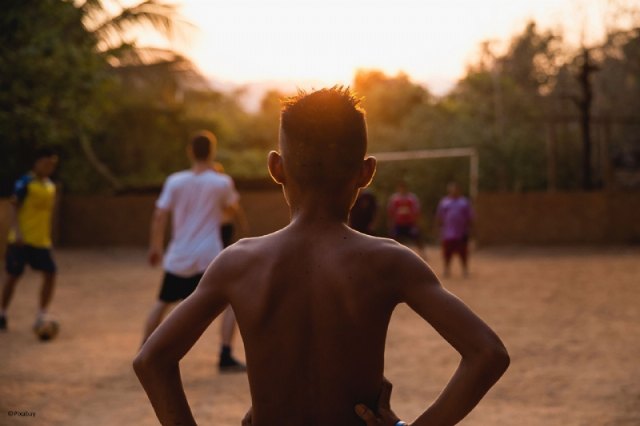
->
xmin=387 ymin=181 xmax=426 ymax=259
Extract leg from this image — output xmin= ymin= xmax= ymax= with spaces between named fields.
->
xmin=219 ymin=306 xmax=246 ymax=372
xmin=220 ymin=305 xmax=237 ymax=347
xmin=2 ymin=244 xmax=26 ymax=327
xmin=0 ymin=274 xmax=21 ymax=330
xmin=459 ymin=240 xmax=469 ymax=277
xmin=2 ymin=274 xmax=21 ymax=312
xmin=442 ymin=241 xmax=453 ymax=277
xmin=412 ymin=227 xmax=427 ymax=261
xmin=141 ymin=301 xmax=171 ymax=345
xmin=141 ymin=271 xmax=191 ymax=345
xmin=28 ymin=247 xmax=57 ymax=322
xmin=38 ymin=272 xmax=56 ymax=316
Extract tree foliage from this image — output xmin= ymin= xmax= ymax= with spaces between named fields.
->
xmin=0 ymin=0 xmax=113 ymax=195
xmin=2 ymin=2 xmax=639 ymax=198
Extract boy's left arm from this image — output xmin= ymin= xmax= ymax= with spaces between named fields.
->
xmin=133 ymin=257 xmax=232 ymax=425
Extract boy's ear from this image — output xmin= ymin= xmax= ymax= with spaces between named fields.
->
xmin=268 ymin=151 xmax=285 ymax=185
xmin=357 ymin=156 xmax=377 ymax=188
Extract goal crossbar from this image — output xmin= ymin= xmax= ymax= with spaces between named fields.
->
xmin=371 ymin=148 xmax=479 ymax=199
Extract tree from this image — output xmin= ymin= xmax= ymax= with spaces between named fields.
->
xmin=593 ymin=27 xmax=640 ymax=187
xmin=0 ymin=0 xmax=113 ymax=195
xmin=354 ymin=70 xmax=429 ymax=130
xmin=0 ymin=0 xmax=199 ymax=194
xmin=353 ymin=70 xmax=431 ymax=154
xmin=447 ymin=22 xmax=564 ymax=191
xmin=79 ymin=0 xmax=191 ymax=65
xmin=73 ymin=0 xmax=197 ymax=190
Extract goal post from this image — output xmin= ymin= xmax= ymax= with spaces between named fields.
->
xmin=370 ymin=148 xmax=479 ymax=199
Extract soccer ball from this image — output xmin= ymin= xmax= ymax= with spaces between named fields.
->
xmin=34 ymin=319 xmax=60 ymax=342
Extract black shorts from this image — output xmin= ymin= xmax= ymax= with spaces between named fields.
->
xmin=5 ymin=244 xmax=57 ymax=276
xmin=158 ymin=272 xmax=203 ymax=303
xmin=221 ymin=223 xmax=234 ymax=248
xmin=392 ymin=224 xmax=421 ymax=243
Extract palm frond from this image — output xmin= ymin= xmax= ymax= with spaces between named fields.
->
xmin=91 ymin=0 xmax=193 ymax=49
xmin=109 ymin=48 xmax=210 ymax=97
xmin=105 ymin=46 xmax=181 ymax=67
xmin=77 ymin=0 xmax=106 ymax=14
xmin=78 ymin=0 xmax=111 ymax=32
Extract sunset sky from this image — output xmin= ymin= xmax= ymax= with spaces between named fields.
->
xmin=144 ymin=0 xmax=614 ymax=93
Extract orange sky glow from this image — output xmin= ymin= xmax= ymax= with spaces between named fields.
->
xmin=137 ymin=0 xmax=617 ymax=94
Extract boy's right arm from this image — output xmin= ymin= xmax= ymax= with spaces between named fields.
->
xmin=134 ymin=252 xmax=234 ymax=424
xmin=394 ymin=247 xmax=510 ymax=426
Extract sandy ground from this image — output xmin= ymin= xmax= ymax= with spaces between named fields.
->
xmin=1 ymin=246 xmax=639 ymax=426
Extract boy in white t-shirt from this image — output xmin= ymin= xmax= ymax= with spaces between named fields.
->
xmin=142 ymin=130 xmax=245 ymax=372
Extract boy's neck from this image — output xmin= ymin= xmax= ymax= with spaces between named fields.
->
xmin=191 ymin=161 xmax=211 ymax=173
xmin=288 ymin=192 xmax=352 ymax=227
xmin=31 ymin=170 xmax=48 ymax=180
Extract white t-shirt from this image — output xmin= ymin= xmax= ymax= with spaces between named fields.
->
xmin=156 ymin=169 xmax=239 ymax=276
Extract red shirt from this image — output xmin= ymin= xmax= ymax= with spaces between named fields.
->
xmin=387 ymin=192 xmax=420 ymax=226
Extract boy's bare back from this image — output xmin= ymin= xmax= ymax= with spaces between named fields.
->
xmin=216 ymin=222 xmax=414 ymax=424
xmin=134 ymin=88 xmax=508 ymax=426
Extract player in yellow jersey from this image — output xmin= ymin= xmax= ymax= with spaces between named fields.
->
xmin=1 ymin=148 xmax=59 ymax=332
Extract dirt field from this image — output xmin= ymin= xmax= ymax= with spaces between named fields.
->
xmin=1 ymin=246 xmax=639 ymax=425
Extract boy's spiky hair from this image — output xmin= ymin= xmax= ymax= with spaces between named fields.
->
xmin=279 ymin=86 xmax=368 ymax=190
xmin=281 ymin=85 xmax=364 ymax=114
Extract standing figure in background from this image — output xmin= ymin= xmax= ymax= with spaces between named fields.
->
xmin=1 ymin=148 xmax=59 ymax=332
xmin=348 ymin=188 xmax=377 ymax=235
xmin=387 ymin=181 xmax=425 ymax=259
xmin=142 ymin=131 xmax=246 ymax=372
xmin=436 ymin=181 xmax=474 ymax=278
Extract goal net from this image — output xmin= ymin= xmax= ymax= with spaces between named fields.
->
xmin=371 ymin=148 xmax=479 ymax=199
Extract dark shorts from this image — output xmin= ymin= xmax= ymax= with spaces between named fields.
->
xmin=442 ymin=238 xmax=469 ymax=261
xmin=5 ymin=244 xmax=57 ymax=276
xmin=158 ymin=272 xmax=203 ymax=303
xmin=392 ymin=224 xmax=421 ymax=243
xmin=221 ymin=223 xmax=234 ymax=248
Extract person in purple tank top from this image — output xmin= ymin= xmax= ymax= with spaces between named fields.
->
xmin=436 ymin=182 xmax=474 ymax=277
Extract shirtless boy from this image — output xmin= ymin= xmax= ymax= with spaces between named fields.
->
xmin=134 ymin=87 xmax=509 ymax=425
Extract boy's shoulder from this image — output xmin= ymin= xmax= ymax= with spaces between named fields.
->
xmin=13 ymin=173 xmax=36 ymax=202
xmin=219 ymin=228 xmax=421 ymax=268
xmin=15 ymin=173 xmax=33 ymax=188
xmin=216 ymin=231 xmax=286 ymax=263
xmin=353 ymin=232 xmax=420 ymax=260
xmin=206 ymin=232 xmax=287 ymax=285
xmin=164 ymin=170 xmax=192 ymax=185
xmin=209 ymin=229 xmax=432 ymax=299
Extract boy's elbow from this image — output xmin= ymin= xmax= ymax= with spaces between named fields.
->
xmin=482 ymin=340 xmax=510 ymax=376
xmin=133 ymin=344 xmax=177 ymax=376
xmin=464 ymin=335 xmax=509 ymax=376
xmin=133 ymin=348 xmax=160 ymax=377
xmin=133 ymin=351 xmax=149 ymax=376
xmin=491 ymin=343 xmax=510 ymax=374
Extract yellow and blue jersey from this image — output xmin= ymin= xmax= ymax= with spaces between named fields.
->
xmin=8 ymin=173 xmax=56 ymax=248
